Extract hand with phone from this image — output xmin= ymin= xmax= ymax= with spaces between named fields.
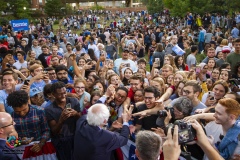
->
xmin=155 ymin=58 xmax=160 ymax=67
xmin=59 ymin=108 xmax=72 ymax=124
xmin=21 ymin=80 xmax=30 ymax=93
xmin=119 ymin=63 xmax=125 ymax=71
xmin=43 ymin=72 xmax=50 ymax=83
xmin=195 ymin=66 xmax=201 ymax=74
xmin=205 ymin=91 xmax=217 ymax=107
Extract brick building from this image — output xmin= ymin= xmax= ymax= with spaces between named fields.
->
xmin=30 ymin=0 xmax=46 ymax=10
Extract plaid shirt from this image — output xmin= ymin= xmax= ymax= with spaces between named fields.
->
xmin=12 ymin=105 xmax=50 ymax=141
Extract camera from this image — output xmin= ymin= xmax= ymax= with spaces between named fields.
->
xmin=158 ymin=107 xmax=175 ymax=119
xmin=6 ymin=63 xmax=12 ymax=68
xmin=108 ymin=100 xmax=116 ymax=108
xmin=166 ymin=120 xmax=197 ymax=144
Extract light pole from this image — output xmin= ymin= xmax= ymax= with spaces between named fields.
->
xmin=23 ymin=7 xmax=26 ymax=10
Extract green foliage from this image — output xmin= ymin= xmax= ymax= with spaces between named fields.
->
xmin=30 ymin=9 xmax=44 ymax=18
xmin=44 ymin=0 xmax=65 ymax=16
xmin=147 ymin=0 xmax=164 ymax=14
xmin=0 ymin=17 xmax=9 ymax=26
xmin=90 ymin=5 xmax=105 ymax=11
xmin=163 ymin=0 xmax=240 ymax=17
xmin=1 ymin=0 xmax=31 ymax=19
xmin=54 ymin=20 xmax=59 ymax=25
xmin=12 ymin=0 xmax=31 ymax=19
xmin=0 ymin=0 xmax=7 ymax=13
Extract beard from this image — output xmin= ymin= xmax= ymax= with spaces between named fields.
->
xmin=58 ymin=78 xmax=68 ymax=84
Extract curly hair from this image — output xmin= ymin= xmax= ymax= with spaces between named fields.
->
xmin=7 ymin=90 xmax=29 ymax=108
xmin=51 ymin=81 xmax=66 ymax=93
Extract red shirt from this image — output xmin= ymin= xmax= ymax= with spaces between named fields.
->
xmin=127 ymin=87 xmax=135 ymax=102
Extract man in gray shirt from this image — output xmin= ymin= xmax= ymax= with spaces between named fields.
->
xmin=186 ymin=45 xmax=198 ymax=69
xmin=180 ymin=80 xmax=206 ymax=115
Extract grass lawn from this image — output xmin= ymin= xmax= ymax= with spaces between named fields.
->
xmin=52 ymin=17 xmax=151 ymax=71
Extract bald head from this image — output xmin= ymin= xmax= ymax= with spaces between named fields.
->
xmin=0 ymin=112 xmax=12 ymax=127
xmin=87 ymin=104 xmax=110 ymax=126
xmin=0 ymin=112 xmax=15 ymax=139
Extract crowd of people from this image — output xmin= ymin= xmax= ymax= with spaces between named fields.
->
xmin=0 ymin=9 xmax=240 ymax=160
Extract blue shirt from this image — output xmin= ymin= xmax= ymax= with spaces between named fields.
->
xmin=198 ymin=30 xmax=205 ymax=42
xmin=0 ymin=90 xmax=13 ymax=114
xmin=211 ymin=16 xmax=216 ymax=24
xmin=216 ymin=120 xmax=240 ymax=159
xmin=51 ymin=80 xmax=74 ymax=92
xmin=231 ymin=27 xmax=239 ymax=38
xmin=30 ymin=80 xmax=46 ymax=91
xmin=236 ymin=14 xmax=240 ymax=24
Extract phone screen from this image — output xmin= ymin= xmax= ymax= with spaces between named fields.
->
xmin=125 ymin=63 xmax=130 ymax=67
xmin=195 ymin=67 xmax=201 ymax=74
xmin=155 ymin=58 xmax=160 ymax=67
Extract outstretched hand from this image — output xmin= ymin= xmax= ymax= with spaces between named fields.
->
xmin=163 ymin=125 xmax=181 ymax=160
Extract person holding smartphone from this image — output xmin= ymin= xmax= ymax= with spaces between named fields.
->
xmin=201 ymin=80 xmax=229 ymax=107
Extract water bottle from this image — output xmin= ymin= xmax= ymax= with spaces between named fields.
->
xmin=232 ymin=134 xmax=240 ymax=158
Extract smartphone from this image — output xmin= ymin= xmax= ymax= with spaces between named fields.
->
xmin=208 ymin=91 xmax=215 ymax=100
xmin=195 ymin=65 xmax=201 ymax=74
xmin=105 ymin=59 xmax=110 ymax=66
xmin=24 ymin=79 xmax=30 ymax=85
xmin=6 ymin=63 xmax=11 ymax=68
xmin=155 ymin=58 xmax=160 ymax=67
xmin=125 ymin=63 xmax=130 ymax=67
xmin=66 ymin=103 xmax=71 ymax=110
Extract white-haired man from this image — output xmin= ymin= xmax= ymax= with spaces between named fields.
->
xmin=73 ymin=103 xmax=130 ymax=160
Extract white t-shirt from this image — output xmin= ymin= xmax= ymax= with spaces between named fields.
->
xmin=13 ymin=61 xmax=28 ymax=70
xmin=114 ymin=58 xmax=138 ymax=75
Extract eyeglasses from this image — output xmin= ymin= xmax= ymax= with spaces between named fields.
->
xmin=144 ymin=97 xmax=155 ymax=100
xmin=48 ymin=72 xmax=56 ymax=75
xmin=21 ymin=71 xmax=28 ymax=74
xmin=116 ymin=93 xmax=126 ymax=99
xmin=75 ymin=86 xmax=85 ymax=90
xmin=212 ymin=72 xmax=219 ymax=74
xmin=0 ymin=121 xmax=14 ymax=128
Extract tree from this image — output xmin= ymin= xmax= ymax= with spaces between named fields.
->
xmin=44 ymin=0 xmax=65 ymax=16
xmin=163 ymin=0 xmax=227 ymax=17
xmin=0 ymin=0 xmax=7 ymax=13
xmin=11 ymin=0 xmax=31 ymax=19
xmin=147 ymin=0 xmax=164 ymax=14
xmin=0 ymin=0 xmax=30 ymax=19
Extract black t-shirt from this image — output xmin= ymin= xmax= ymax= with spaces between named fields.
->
xmin=136 ymin=104 xmax=158 ymax=130
xmin=99 ymin=33 xmax=106 ymax=42
xmin=38 ymin=53 xmax=51 ymax=68
xmin=45 ymin=97 xmax=81 ymax=140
